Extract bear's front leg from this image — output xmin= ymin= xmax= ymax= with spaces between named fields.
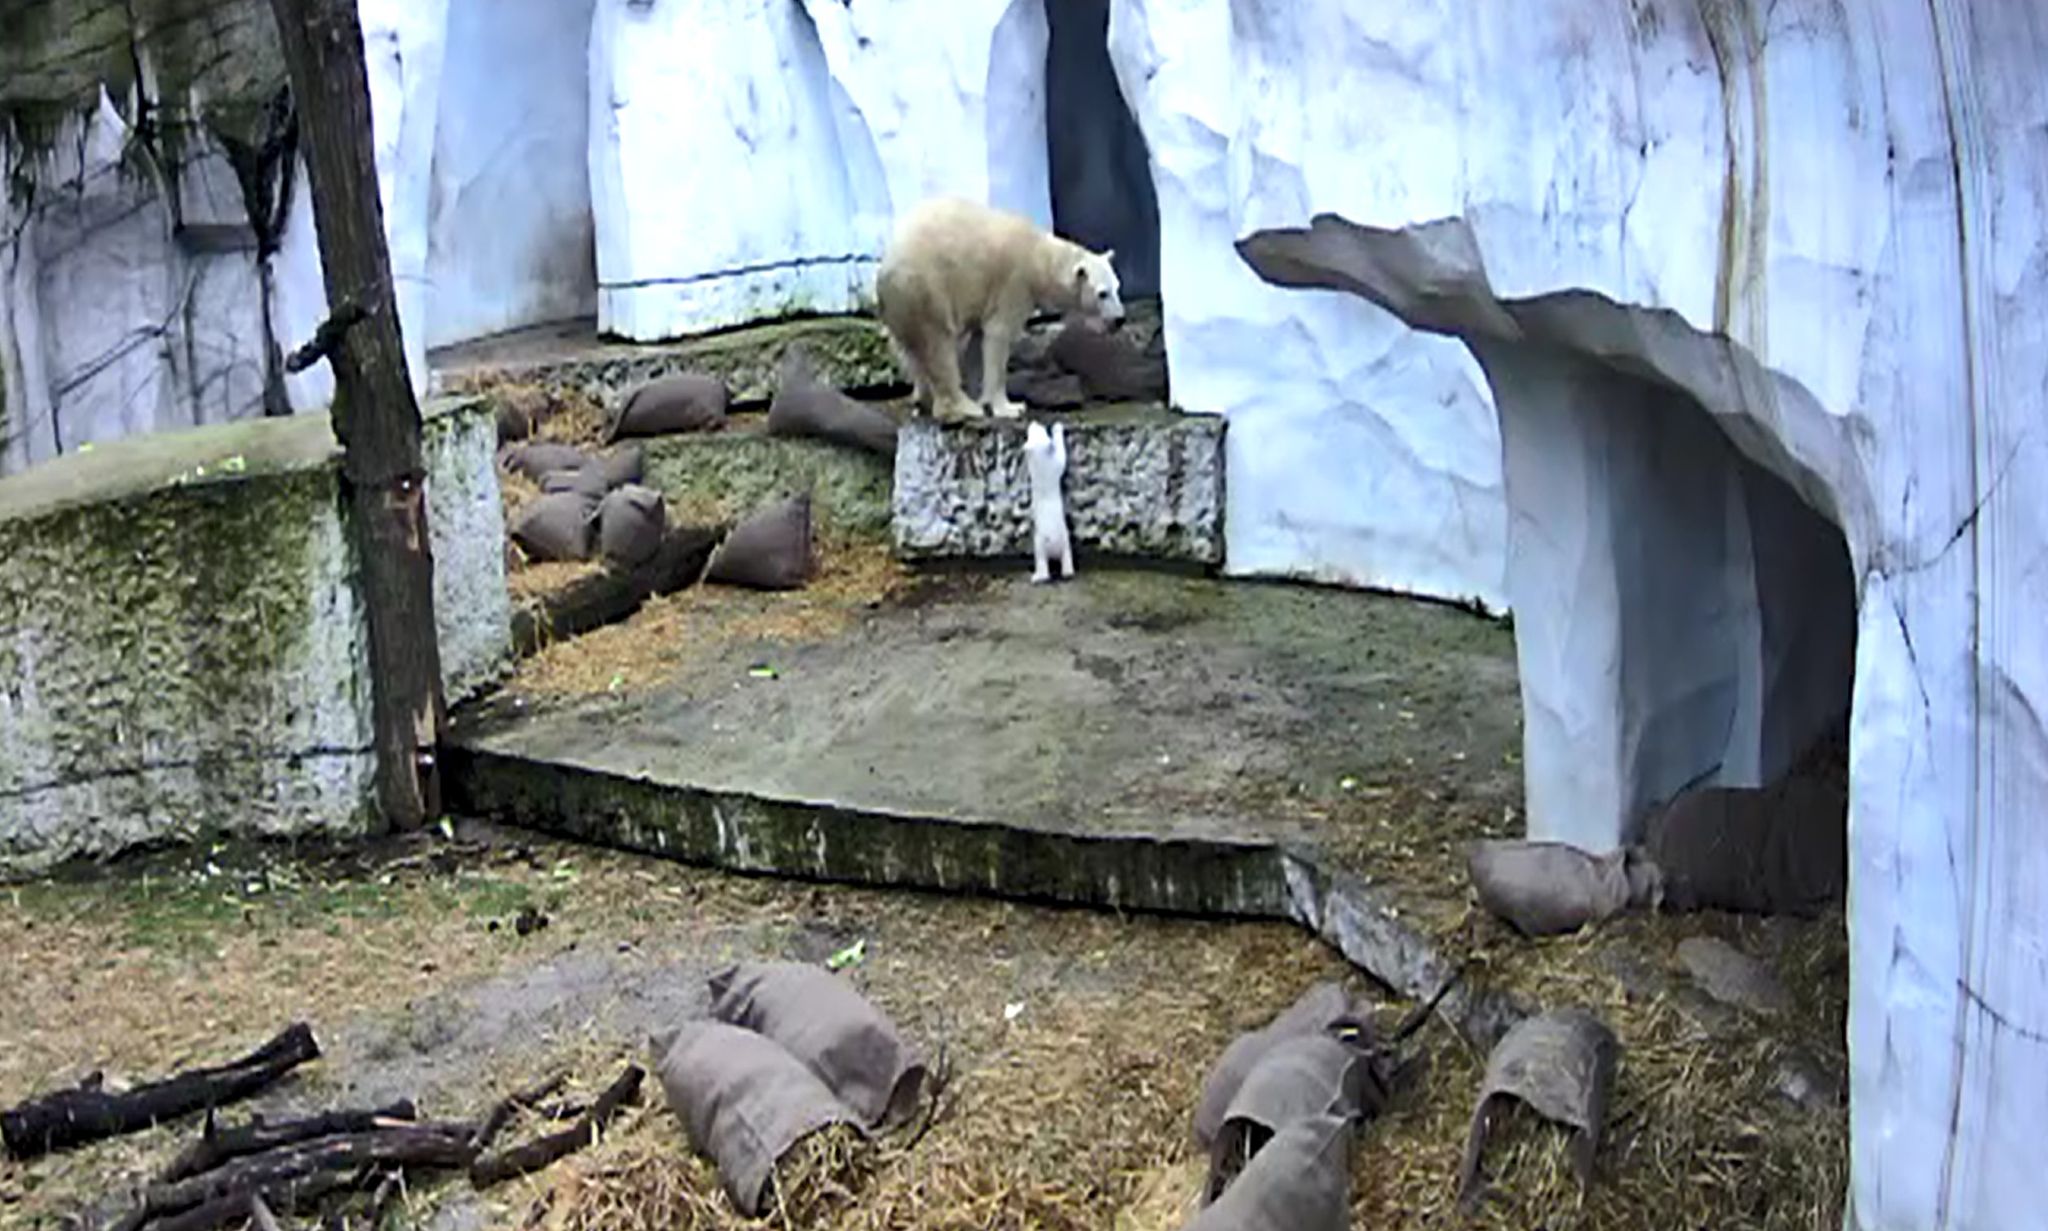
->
xmin=980 ymin=310 xmax=1025 ymax=420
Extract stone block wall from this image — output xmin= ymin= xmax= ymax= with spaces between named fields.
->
xmin=0 ymin=397 xmax=507 ymax=877
xmin=892 ymin=409 xmax=1225 ymax=565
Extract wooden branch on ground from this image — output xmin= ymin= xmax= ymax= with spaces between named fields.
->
xmin=364 ymin=1170 xmax=403 ymax=1230
xmin=125 ymin=1125 xmax=474 ymax=1229
xmin=135 ymin=1170 xmax=362 ymax=1231
xmin=162 ymin=1101 xmax=418 ymax=1183
xmin=468 ymin=1073 xmax=565 ymax=1153
xmin=247 ymin=1193 xmax=285 ymax=1231
xmin=510 ymin=527 xmax=723 ymax=657
xmin=469 ymin=1065 xmax=643 ymax=1188
xmin=1 ymin=1024 xmax=320 ymax=1161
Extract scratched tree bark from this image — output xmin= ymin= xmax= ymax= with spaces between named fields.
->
xmin=268 ymin=0 xmax=446 ymax=828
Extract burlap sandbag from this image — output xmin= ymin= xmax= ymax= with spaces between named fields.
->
xmin=1192 ymin=982 xmax=1371 ymax=1150
xmin=652 ymin=1020 xmax=865 ymax=1217
xmin=598 ymin=484 xmax=669 ymax=572
xmin=541 ymin=466 xmax=612 ymax=501
xmin=1644 ymin=777 xmax=1847 ymax=917
xmin=607 ymin=372 xmax=728 ymax=442
xmin=704 ymin=495 xmax=813 ymax=591
xmin=1049 ymin=321 xmax=1168 ymax=402
xmin=768 ymin=344 xmax=899 ymax=457
xmin=498 ymin=440 xmax=590 ymax=481
xmin=708 ymin=962 xmax=926 ymax=1129
xmin=1467 ymin=840 xmax=1663 ymax=937
xmin=1182 ymin=1113 xmax=1352 ymax=1231
xmin=1456 ymin=1007 xmax=1618 ymax=1209
xmin=1206 ymin=1034 xmax=1371 ymax=1202
xmin=599 ymin=443 xmax=646 ymax=488
xmin=509 ymin=491 xmax=597 ymax=562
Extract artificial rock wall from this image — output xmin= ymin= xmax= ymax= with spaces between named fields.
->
xmin=1156 ymin=1 xmax=2047 ymax=1227
xmin=0 ymin=0 xmax=589 ymax=477
xmin=588 ymin=0 xmax=1051 ymax=341
xmin=1105 ymin=0 xmax=1511 ymax=611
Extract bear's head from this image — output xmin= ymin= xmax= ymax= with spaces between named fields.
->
xmin=1069 ymin=249 xmax=1125 ymax=326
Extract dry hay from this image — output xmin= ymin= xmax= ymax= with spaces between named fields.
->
xmin=518 ymin=911 xmax=1348 ymax=1231
xmin=525 ymin=1120 xmax=876 ymax=1231
xmin=508 ymin=536 xmax=913 ymax=699
xmin=483 ymin=378 xmax=608 ymax=451
xmin=1351 ymin=902 xmax=1849 ymax=1231
xmin=0 ymin=829 xmax=1848 ymax=1231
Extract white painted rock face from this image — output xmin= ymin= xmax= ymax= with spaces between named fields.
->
xmin=587 ymin=0 xmax=1054 ymax=342
xmin=1106 ymin=0 xmax=1510 ymax=612
xmin=801 ymin=0 xmax=1052 ymax=232
xmin=1132 ymin=1 xmax=2048 ymax=1227
xmin=1 ymin=0 xmax=455 ymax=476
xmin=588 ymin=0 xmax=887 ymax=341
xmin=426 ymin=0 xmax=599 ymax=349
xmin=1 ymin=95 xmax=278 ymax=476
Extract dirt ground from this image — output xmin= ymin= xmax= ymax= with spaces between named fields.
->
xmin=0 ymin=816 xmax=1844 ymax=1231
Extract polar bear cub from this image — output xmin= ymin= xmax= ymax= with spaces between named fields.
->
xmin=1023 ymin=421 xmax=1074 ymax=583
xmin=876 ymin=197 xmax=1124 ymax=423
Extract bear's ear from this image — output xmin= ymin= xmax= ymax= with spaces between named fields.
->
xmin=1102 ymin=248 xmax=1117 ymax=264
xmin=1072 ymin=259 xmax=1091 ymax=287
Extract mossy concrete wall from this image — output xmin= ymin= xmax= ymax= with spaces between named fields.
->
xmin=0 ymin=397 xmax=507 ymax=878
xmin=643 ymin=425 xmax=895 ymax=543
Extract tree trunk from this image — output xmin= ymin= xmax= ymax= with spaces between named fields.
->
xmin=266 ymin=0 xmax=446 ymax=829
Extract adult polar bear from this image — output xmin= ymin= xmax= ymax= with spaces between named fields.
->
xmin=876 ymin=198 xmax=1125 ymax=422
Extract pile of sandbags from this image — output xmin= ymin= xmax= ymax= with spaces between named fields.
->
xmin=652 ymin=962 xmax=927 ymax=1217
xmin=1183 ymin=982 xmax=1381 ymax=1229
xmin=500 ymin=438 xmax=659 ymax=567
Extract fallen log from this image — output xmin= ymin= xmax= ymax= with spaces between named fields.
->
xmin=163 ymin=1101 xmax=418 ymax=1183
xmin=140 ymin=1170 xmax=362 ymax=1231
xmin=469 ymin=1073 xmax=566 ymax=1153
xmin=510 ymin=526 xmax=722 ymax=656
xmin=134 ymin=1125 xmax=474 ymax=1227
xmin=470 ymin=1064 xmax=643 ymax=1188
xmin=1 ymin=1024 xmax=320 ymax=1160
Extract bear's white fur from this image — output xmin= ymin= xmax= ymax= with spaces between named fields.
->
xmin=876 ymin=197 xmax=1124 ymax=423
xmin=1023 ymin=421 xmax=1074 ymax=583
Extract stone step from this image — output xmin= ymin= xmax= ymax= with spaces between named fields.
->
xmin=434 ymin=316 xmax=902 ymax=407
xmin=442 ymin=739 xmax=1522 ymax=1049
xmin=891 ymin=406 xmax=1226 ymax=566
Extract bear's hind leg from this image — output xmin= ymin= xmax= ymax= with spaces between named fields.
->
xmin=919 ymin=329 xmax=980 ymax=424
xmin=888 ymin=335 xmax=932 ymax=410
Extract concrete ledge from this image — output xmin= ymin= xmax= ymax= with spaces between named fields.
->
xmin=434 ymin=316 xmax=902 ymax=407
xmin=891 ymin=407 xmax=1226 ymax=565
xmin=443 ymin=742 xmax=1524 ymax=1048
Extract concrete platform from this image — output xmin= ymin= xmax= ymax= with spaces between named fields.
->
xmin=446 ymin=566 xmax=1529 ymax=1043
xmin=431 ymin=315 xmax=901 ymax=406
